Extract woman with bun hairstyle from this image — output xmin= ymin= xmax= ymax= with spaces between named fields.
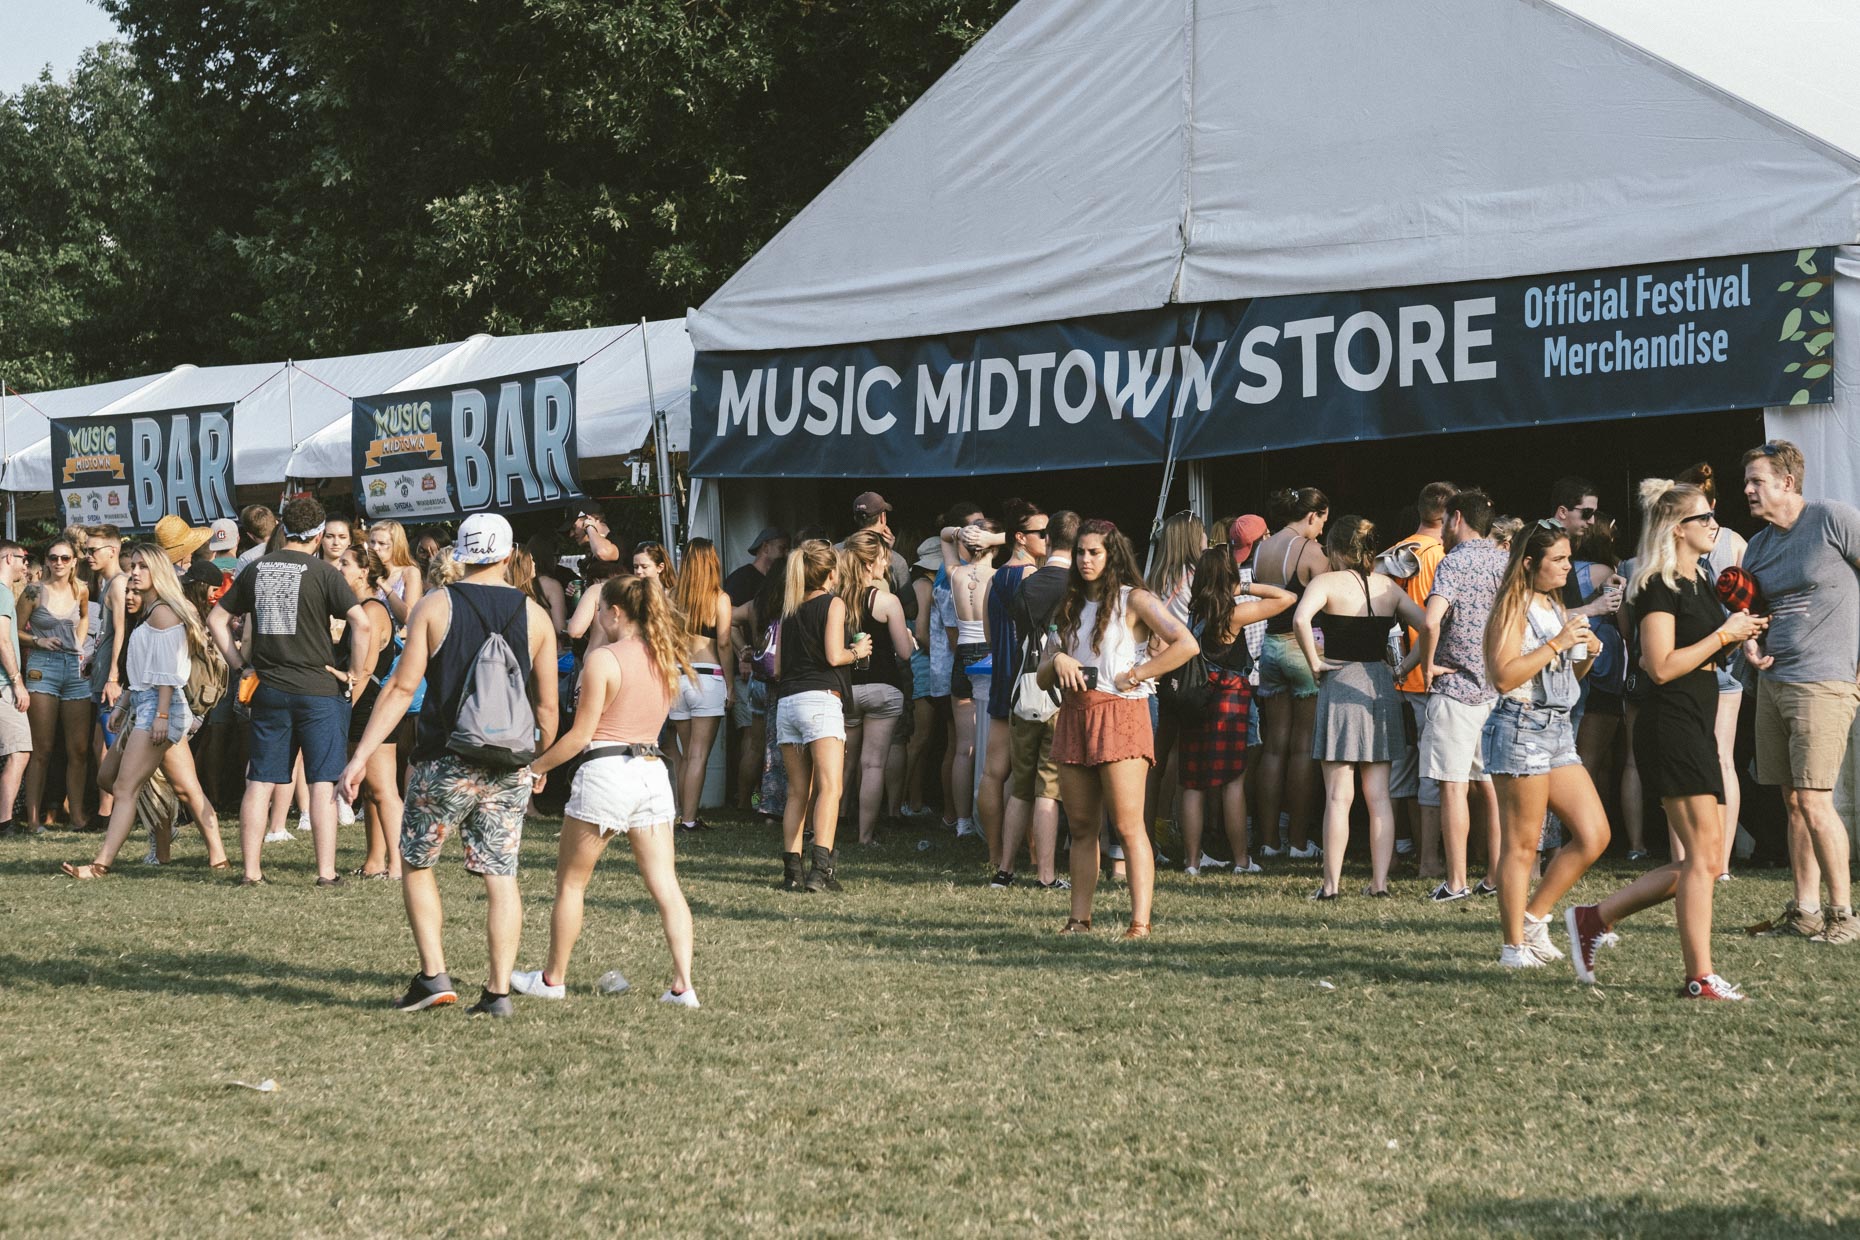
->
xmin=1481 ymin=521 xmax=1611 ymax=968
xmin=1674 ymin=460 xmax=1748 ymax=879
xmin=1250 ymin=487 xmax=1330 ymax=862
xmin=1292 ymin=517 xmax=1428 ymax=898
xmin=773 ymin=539 xmax=871 ymax=892
xmin=1178 ymin=546 xmax=1296 ymax=875
xmin=513 ymin=574 xmax=701 ymax=1008
xmin=1037 ymin=520 xmax=1198 ymax=938
xmin=1564 ymin=481 xmax=1767 ymax=1000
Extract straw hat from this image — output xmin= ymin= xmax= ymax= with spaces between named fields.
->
xmin=152 ymin=515 xmax=213 ymax=565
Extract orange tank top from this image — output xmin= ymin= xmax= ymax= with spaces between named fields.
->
xmin=589 ymin=637 xmax=674 ymax=744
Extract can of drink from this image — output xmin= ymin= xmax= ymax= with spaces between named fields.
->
xmin=852 ymin=631 xmax=870 ymax=670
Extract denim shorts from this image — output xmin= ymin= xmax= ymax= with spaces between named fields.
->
xmin=128 ymin=686 xmax=193 ymax=745
xmin=1481 ymin=699 xmax=1581 ymax=778
xmin=1256 ymin=633 xmax=1319 ymax=700
xmin=247 ymin=682 xmax=351 ymax=784
xmin=25 ymin=650 xmax=89 ymax=701
xmin=775 ymin=689 xmax=845 ymax=746
xmin=911 ymin=650 xmax=933 ymax=700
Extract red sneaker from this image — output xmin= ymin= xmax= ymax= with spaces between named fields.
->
xmin=1679 ymin=974 xmax=1746 ymax=1001
xmin=1564 ymin=904 xmax=1617 ymax=984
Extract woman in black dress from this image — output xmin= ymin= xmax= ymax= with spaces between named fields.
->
xmin=1564 ymin=480 xmax=1766 ymax=1000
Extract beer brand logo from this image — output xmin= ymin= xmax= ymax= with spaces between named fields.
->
xmin=368 ymin=479 xmax=388 ymax=497
xmin=420 ymin=474 xmax=437 ymax=491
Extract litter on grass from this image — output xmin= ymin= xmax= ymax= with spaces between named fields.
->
xmin=228 ymin=1079 xmax=277 ymax=1092
xmin=1317 ymin=981 xmax=1336 ymax=990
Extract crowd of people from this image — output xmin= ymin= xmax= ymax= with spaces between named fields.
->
xmin=21 ymin=437 xmax=1860 ymax=1010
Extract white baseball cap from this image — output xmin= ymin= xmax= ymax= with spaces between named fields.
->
xmin=207 ymin=518 xmax=239 ymax=553
xmin=454 ymin=513 xmax=514 ymax=565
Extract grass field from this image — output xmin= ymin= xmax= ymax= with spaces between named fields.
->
xmin=4 ymin=811 xmax=1858 ymax=1238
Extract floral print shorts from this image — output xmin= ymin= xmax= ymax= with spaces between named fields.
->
xmin=400 ymin=754 xmax=531 ymax=877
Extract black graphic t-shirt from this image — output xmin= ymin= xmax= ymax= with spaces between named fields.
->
xmin=222 ymin=550 xmax=360 ymax=697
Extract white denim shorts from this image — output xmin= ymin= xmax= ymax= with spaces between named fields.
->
xmin=776 ymin=690 xmax=845 ymax=746
xmin=564 ymin=751 xmax=676 ymax=836
xmin=668 ymin=663 xmax=728 ymax=721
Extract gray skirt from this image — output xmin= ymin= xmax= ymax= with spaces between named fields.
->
xmin=1311 ymin=660 xmax=1404 ymax=764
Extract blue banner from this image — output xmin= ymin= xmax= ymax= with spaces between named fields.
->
xmin=53 ymin=404 xmax=236 ymax=530
xmin=689 ymin=248 xmax=1834 ymax=477
xmin=352 ymin=364 xmax=582 ymax=522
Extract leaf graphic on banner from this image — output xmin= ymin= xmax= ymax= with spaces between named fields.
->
xmin=1804 ymin=363 xmax=1832 ymax=380
xmin=1779 ymin=281 xmax=1795 ymax=293
xmin=1785 ymin=362 xmax=1802 ymax=373
xmin=1791 ymin=389 xmax=1813 ymax=405
xmin=1796 ymin=282 xmax=1824 ymax=298
xmin=1797 ymin=249 xmax=1819 ymax=274
xmin=1806 ymin=332 xmax=1836 ymax=355
xmin=1780 ymin=308 xmax=1802 ymax=341
xmin=1792 ymin=330 xmax=1808 ymax=342
xmin=1811 ymin=310 xmax=1831 ymax=326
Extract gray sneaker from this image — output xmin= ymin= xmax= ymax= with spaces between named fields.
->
xmin=1811 ymin=906 xmax=1859 ymax=945
xmin=467 ymin=990 xmax=515 ymax=1018
xmin=1756 ymin=900 xmax=1825 ymax=938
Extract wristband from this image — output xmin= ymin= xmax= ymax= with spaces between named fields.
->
xmin=1719 ymin=630 xmax=1738 ymax=648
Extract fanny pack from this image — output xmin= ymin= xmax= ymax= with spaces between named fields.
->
xmin=583 ymin=742 xmax=665 ymax=762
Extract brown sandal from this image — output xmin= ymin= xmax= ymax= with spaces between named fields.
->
xmin=1059 ymin=918 xmax=1093 ymax=935
xmin=1122 ymin=922 xmax=1151 ymax=940
xmin=208 ymin=860 xmax=231 ymax=870
xmin=60 ymin=861 xmax=111 ymax=880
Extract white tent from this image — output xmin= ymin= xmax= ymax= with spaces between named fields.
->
xmin=688 ymin=0 xmax=1860 ymax=355
xmin=284 ymin=318 xmax=693 ymax=478
xmin=3 ymin=345 xmax=465 ymax=494
xmin=1 ymin=369 xmax=177 ymax=490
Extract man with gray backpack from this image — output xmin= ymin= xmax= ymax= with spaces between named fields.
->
xmin=340 ymin=513 xmax=559 ymax=1018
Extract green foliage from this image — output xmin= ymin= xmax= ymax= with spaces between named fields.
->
xmin=2 ymin=1 xmax=1014 ymax=390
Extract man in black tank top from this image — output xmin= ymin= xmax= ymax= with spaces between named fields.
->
xmin=340 ymin=514 xmax=559 ymax=1018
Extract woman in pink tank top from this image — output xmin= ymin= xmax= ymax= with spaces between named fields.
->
xmin=514 ymin=576 xmax=704 ymax=1008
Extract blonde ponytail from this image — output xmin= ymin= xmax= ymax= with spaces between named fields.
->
xmin=783 ymin=539 xmax=836 ymax=618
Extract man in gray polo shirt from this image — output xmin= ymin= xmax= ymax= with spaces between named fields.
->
xmin=1741 ymin=439 xmax=1860 ymax=943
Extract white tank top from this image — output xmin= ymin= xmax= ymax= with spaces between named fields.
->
xmin=1067 ymin=586 xmax=1151 ymax=699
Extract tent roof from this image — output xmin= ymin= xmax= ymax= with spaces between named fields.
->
xmin=687 ymin=0 xmax=1860 ymax=354
xmin=4 ymin=321 xmax=692 ymax=491
xmin=2 ymin=369 xmax=174 ymax=486
xmin=284 ymin=318 xmax=694 ymax=477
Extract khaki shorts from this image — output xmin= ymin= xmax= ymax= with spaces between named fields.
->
xmin=0 ymin=689 xmax=29 ymax=756
xmin=1755 ymin=677 xmax=1860 ymax=791
xmin=1420 ymin=693 xmax=1493 ymax=784
xmin=1008 ymin=714 xmax=1059 ymax=801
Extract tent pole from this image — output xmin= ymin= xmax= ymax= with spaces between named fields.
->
xmin=5 ymin=493 xmax=13 ymax=542
xmin=1145 ymin=308 xmax=1201 ymax=574
xmin=285 ymin=359 xmax=297 ymax=452
xmin=641 ymin=317 xmax=679 ymax=558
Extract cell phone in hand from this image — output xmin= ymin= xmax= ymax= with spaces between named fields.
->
xmin=1080 ymin=666 xmax=1099 ymax=691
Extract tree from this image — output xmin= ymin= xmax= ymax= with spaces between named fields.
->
xmin=12 ymin=1 xmax=1017 ymax=384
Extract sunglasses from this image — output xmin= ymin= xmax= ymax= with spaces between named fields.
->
xmin=1021 ymin=526 xmax=1049 ymax=537
xmin=1679 ymin=511 xmax=1720 ymax=527
xmin=1570 ymin=506 xmax=1598 ymax=520
xmin=46 ymin=553 xmax=74 ymax=563
xmin=1534 ymin=518 xmax=1564 ymax=533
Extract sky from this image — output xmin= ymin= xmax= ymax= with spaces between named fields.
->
xmin=1 ymin=0 xmax=120 ymax=96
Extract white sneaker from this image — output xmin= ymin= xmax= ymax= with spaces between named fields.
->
xmin=1499 ymin=944 xmax=1546 ymax=969
xmin=336 ymin=797 xmax=356 ymax=827
xmin=1183 ymin=866 xmax=1202 ymax=878
xmin=262 ymin=829 xmax=294 ymax=843
xmin=1232 ymin=860 xmax=1262 ymax=875
xmin=1288 ymin=843 xmax=1321 ymax=860
xmin=1198 ymin=853 xmax=1231 ymax=870
xmin=510 ymin=969 xmax=565 ymax=1000
xmin=1523 ymin=912 xmax=1566 ymax=962
xmin=659 ymin=988 xmax=700 ymax=1009
xmin=954 ymin=818 xmax=982 ymax=840
xmin=1260 ymin=844 xmax=1286 ymax=858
